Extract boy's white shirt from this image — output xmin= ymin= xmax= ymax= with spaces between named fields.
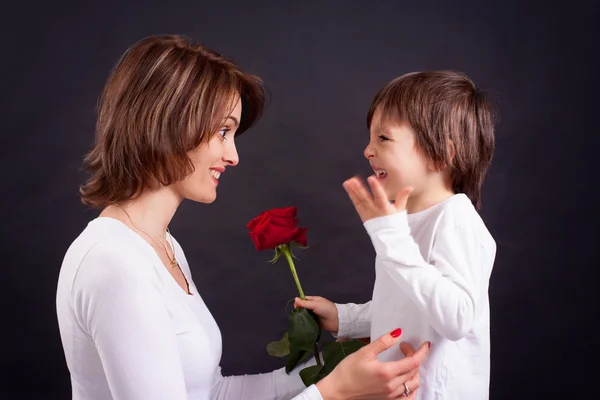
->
xmin=336 ymin=194 xmax=496 ymax=400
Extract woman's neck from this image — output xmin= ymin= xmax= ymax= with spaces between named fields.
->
xmin=101 ymin=186 xmax=183 ymax=239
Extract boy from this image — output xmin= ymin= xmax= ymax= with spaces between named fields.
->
xmin=296 ymin=71 xmax=497 ymax=399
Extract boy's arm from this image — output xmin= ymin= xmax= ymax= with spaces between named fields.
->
xmin=364 ymin=211 xmax=493 ymax=341
xmin=334 ymin=301 xmax=372 ymax=339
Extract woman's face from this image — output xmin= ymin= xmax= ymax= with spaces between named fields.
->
xmin=172 ymin=95 xmax=242 ymax=204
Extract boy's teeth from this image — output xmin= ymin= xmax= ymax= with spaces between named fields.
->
xmin=374 ymin=169 xmax=387 ymax=177
xmin=210 ymin=170 xmax=221 ymax=179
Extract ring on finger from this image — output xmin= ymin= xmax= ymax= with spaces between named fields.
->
xmin=403 ymin=382 xmax=410 ymax=397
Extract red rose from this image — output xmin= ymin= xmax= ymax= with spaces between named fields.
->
xmin=246 ymin=206 xmax=308 ymax=251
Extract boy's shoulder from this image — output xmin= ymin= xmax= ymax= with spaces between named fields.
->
xmin=414 ymin=193 xmax=494 ymax=240
xmin=436 ymin=194 xmax=495 ymax=247
xmin=438 ymin=193 xmax=481 ymax=224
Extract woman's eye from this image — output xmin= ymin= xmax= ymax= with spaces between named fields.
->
xmin=218 ymin=128 xmax=230 ymax=141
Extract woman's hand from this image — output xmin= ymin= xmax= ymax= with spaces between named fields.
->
xmin=315 ymin=329 xmax=429 ymax=399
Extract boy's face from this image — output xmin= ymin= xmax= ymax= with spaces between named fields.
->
xmin=364 ymin=108 xmax=431 ymax=201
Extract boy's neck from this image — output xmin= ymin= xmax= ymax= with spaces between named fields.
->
xmin=406 ymin=186 xmax=455 ymax=214
xmin=405 ymin=169 xmax=455 ymax=214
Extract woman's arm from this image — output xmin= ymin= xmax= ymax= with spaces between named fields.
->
xmin=73 ymin=242 xmax=189 ymax=399
xmin=210 ymin=329 xmax=429 ymax=400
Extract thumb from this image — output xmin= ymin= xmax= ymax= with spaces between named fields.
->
xmin=394 ymin=187 xmax=413 ymax=212
xmin=362 ymin=328 xmax=403 ymax=358
xmin=294 ymin=297 xmax=316 ymax=310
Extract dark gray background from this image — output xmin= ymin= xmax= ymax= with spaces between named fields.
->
xmin=2 ymin=0 xmax=597 ymax=398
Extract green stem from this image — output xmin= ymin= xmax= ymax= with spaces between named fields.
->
xmin=281 ymin=244 xmax=305 ymax=300
xmin=281 ymin=244 xmax=320 ymax=365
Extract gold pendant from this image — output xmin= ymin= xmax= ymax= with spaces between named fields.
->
xmin=171 ymin=258 xmax=178 ymax=268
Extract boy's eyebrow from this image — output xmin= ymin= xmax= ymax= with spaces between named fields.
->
xmin=373 ymin=127 xmax=393 ymax=136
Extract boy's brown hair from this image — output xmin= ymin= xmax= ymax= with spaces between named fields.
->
xmin=367 ymin=70 xmax=496 ymax=209
xmin=79 ymin=34 xmax=266 ymax=208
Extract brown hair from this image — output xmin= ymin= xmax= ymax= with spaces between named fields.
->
xmin=79 ymin=34 xmax=266 ymax=208
xmin=367 ymin=70 xmax=496 ymax=209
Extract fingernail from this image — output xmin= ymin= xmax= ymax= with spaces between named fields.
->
xmin=391 ymin=328 xmax=402 ymax=338
xmin=428 ymin=341 xmax=431 ymax=348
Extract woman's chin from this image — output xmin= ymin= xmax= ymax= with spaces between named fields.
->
xmin=187 ymin=190 xmax=217 ymax=204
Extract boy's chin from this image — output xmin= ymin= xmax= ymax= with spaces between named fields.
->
xmin=378 ymin=184 xmax=394 ymax=202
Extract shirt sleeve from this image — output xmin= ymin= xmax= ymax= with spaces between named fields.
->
xmin=210 ymin=360 xmax=323 ymax=400
xmin=334 ymin=302 xmax=372 ymax=339
xmin=363 ymin=211 xmax=488 ymax=341
xmin=72 ymin=242 xmax=190 ymax=400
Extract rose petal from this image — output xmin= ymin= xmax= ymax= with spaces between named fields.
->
xmin=246 ymin=212 xmax=268 ymax=230
xmin=268 ymin=206 xmax=297 ymax=218
xmin=246 ymin=207 xmax=307 ymax=251
xmin=292 ymin=227 xmax=308 ymax=247
xmin=268 ymin=215 xmax=298 ymax=229
xmin=249 ymin=230 xmax=270 ymax=251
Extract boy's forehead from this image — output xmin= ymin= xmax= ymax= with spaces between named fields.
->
xmin=371 ymin=109 xmax=404 ymax=132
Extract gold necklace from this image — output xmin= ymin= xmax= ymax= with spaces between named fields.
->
xmin=115 ymin=203 xmax=178 ymax=269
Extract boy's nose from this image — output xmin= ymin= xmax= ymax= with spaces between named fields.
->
xmin=364 ymin=143 xmax=375 ymax=159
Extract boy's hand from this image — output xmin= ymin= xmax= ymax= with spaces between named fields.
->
xmin=343 ymin=176 xmax=413 ymax=223
xmin=294 ymin=296 xmax=339 ymax=333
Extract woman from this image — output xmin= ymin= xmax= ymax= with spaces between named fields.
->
xmin=56 ymin=34 xmax=429 ymax=400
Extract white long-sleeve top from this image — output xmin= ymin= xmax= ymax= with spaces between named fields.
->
xmin=56 ymin=217 xmax=321 ymax=400
xmin=336 ymin=194 xmax=496 ymax=400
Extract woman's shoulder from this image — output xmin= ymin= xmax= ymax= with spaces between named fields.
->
xmin=62 ymin=218 xmax=160 ymax=287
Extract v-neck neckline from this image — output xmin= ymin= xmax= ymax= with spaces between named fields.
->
xmin=93 ymin=217 xmax=194 ymax=296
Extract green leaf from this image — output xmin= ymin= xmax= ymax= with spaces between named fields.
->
xmin=288 ymin=308 xmax=320 ymax=351
xmin=307 ymin=310 xmax=322 ymax=343
xmin=299 ymin=364 xmax=322 ymax=386
xmin=266 ymin=332 xmax=290 ymax=357
xmin=315 ymin=340 xmax=367 ymax=381
xmin=285 ymin=346 xmax=312 ymax=373
xmin=285 ymin=298 xmax=296 ymax=315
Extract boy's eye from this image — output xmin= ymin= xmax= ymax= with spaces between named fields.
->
xmin=378 ymin=135 xmax=390 ymax=141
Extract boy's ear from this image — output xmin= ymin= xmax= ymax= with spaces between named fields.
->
xmin=429 ymin=138 xmax=455 ymax=171
xmin=428 ymin=159 xmax=440 ymax=172
xmin=447 ymin=139 xmax=456 ymax=165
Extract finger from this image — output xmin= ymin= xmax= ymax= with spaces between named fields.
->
xmin=367 ymin=175 xmax=391 ymax=209
xmin=394 ymin=187 xmax=414 ymax=212
xmin=399 ymin=341 xmax=415 ymax=357
xmin=343 ymin=177 xmax=373 ymax=211
xmin=360 ymin=328 xmax=402 ymax=359
xmin=343 ymin=177 xmax=369 ymax=204
xmin=383 ymin=357 xmax=419 ymax=395
xmin=404 ymin=370 xmax=421 ymax=399
xmin=389 ymin=341 xmax=430 ymax=375
xmin=387 ymin=363 xmax=421 ymax=398
xmin=294 ymin=297 xmax=317 ymax=310
xmin=388 ymin=371 xmax=420 ymax=399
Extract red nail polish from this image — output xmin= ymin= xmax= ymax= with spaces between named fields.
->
xmin=428 ymin=341 xmax=431 ymax=348
xmin=391 ymin=328 xmax=402 ymax=338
